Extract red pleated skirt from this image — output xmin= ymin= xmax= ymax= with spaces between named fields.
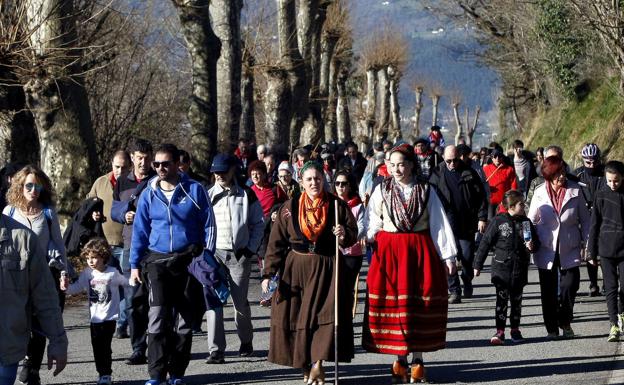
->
xmin=363 ymin=230 xmax=449 ymax=355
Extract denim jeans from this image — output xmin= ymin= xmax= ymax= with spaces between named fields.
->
xmin=0 ymin=363 xmax=18 ymax=385
xmin=111 ymin=246 xmax=128 ymax=329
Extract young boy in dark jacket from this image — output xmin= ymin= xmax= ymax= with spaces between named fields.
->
xmin=474 ymin=189 xmax=540 ymax=345
xmin=587 ymin=160 xmax=624 ymax=342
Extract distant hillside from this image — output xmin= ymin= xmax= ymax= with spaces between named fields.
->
xmin=507 ymin=79 xmax=624 ymax=167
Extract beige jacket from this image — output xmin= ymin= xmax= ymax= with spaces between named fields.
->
xmin=0 ymin=215 xmax=67 ymax=365
xmin=88 ymin=173 xmax=124 ymax=246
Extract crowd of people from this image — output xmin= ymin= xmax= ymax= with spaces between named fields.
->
xmin=1 ymin=125 xmax=623 ymax=385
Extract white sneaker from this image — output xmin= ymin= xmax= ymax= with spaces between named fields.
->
xmin=98 ymin=375 xmax=113 ymax=385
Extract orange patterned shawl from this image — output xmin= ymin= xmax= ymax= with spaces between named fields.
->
xmin=299 ymin=191 xmax=329 ymax=242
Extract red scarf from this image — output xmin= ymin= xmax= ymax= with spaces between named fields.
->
xmin=546 ymin=183 xmax=566 ymax=214
xmin=346 ymin=195 xmax=362 ymax=209
xmin=110 ymin=173 xmax=117 ymax=189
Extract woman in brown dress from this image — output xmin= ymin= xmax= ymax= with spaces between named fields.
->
xmin=263 ymin=161 xmax=358 ymax=385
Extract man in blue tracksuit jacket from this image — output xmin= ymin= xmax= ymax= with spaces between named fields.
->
xmin=130 ymin=143 xmax=216 ymax=385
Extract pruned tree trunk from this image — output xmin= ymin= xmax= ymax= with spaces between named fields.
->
xmin=466 ymin=105 xmax=481 ymax=148
xmin=376 ymin=66 xmax=390 ymax=141
xmin=240 ymin=49 xmax=255 ymax=143
xmin=264 ymin=66 xmax=292 ymax=155
xmin=173 ymin=0 xmax=221 ymax=177
xmin=365 ymin=67 xmax=377 ymax=143
xmin=210 ymin=0 xmax=243 ymax=152
xmin=324 ymin=56 xmax=338 ymax=142
xmin=411 ymin=86 xmax=423 ymax=142
xmin=277 ymin=0 xmax=306 ymax=149
xmin=336 ymin=63 xmax=351 ymax=143
xmin=298 ymin=0 xmax=327 ymax=146
xmin=320 ymin=31 xmax=339 ymax=142
xmin=24 ymin=0 xmax=98 ymax=214
xmin=387 ymin=65 xmax=401 ymax=142
xmin=431 ymin=94 xmax=440 ymax=127
xmin=452 ymin=102 xmax=462 ymax=145
xmin=0 ymin=64 xmax=39 ymax=165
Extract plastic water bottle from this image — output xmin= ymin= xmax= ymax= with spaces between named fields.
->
xmin=522 ymin=221 xmax=532 ymax=242
xmin=260 ymin=274 xmax=279 ymax=305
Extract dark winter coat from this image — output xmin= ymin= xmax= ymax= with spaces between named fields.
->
xmin=573 ymin=165 xmax=606 ymax=211
xmin=337 ymin=154 xmax=367 ymax=182
xmin=474 ymin=213 xmax=540 ymax=290
xmin=63 ymin=197 xmax=105 ymax=259
xmin=429 ymin=162 xmax=488 ymax=239
xmin=588 ymin=186 xmax=624 ymax=260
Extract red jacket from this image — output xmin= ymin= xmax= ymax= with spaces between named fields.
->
xmin=484 ymin=163 xmax=518 ymax=205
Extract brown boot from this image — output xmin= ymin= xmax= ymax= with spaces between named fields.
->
xmin=391 ymin=360 xmax=409 ymax=384
xmin=410 ymin=361 xmax=426 ymax=383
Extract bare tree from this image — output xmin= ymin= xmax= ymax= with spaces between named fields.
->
xmin=22 ymin=0 xmax=99 ymax=214
xmin=387 ymin=64 xmax=401 ymax=142
xmin=364 ymin=67 xmax=377 ymax=145
xmin=430 ymin=84 xmax=443 ymax=128
xmin=277 ymin=0 xmax=306 ymax=149
xmin=451 ymin=91 xmax=463 ymax=144
xmin=241 ymin=42 xmax=256 ymax=141
xmin=465 ymin=105 xmax=481 ymax=148
xmin=171 ymin=0 xmax=221 ymax=177
xmin=376 ymin=66 xmax=390 ymax=141
xmin=336 ymin=62 xmax=351 ymax=143
xmin=264 ymin=66 xmax=291 ymax=154
xmin=0 ymin=2 xmax=38 ymax=165
xmin=411 ymin=85 xmax=424 ymax=142
xmin=211 ymin=0 xmax=243 ymax=151
xmin=568 ymin=1 xmax=624 ymax=91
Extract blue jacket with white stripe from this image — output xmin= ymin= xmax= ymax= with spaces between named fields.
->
xmin=130 ymin=173 xmax=216 ymax=269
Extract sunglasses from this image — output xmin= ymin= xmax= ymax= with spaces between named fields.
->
xmin=445 ymin=158 xmax=459 ymax=164
xmin=152 ymin=161 xmax=172 ymax=169
xmin=334 ymin=181 xmax=349 ymax=187
xmin=25 ymin=183 xmax=44 ymax=193
xmin=278 ymin=174 xmax=291 ymax=179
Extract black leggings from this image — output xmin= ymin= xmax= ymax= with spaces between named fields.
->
xmin=494 ymin=285 xmax=523 ymax=330
xmin=600 ymin=257 xmax=624 ymax=325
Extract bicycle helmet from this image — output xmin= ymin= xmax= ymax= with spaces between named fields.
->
xmin=581 ymin=143 xmax=600 ymax=159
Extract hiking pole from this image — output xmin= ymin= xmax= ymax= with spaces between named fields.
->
xmin=334 ymin=203 xmax=340 ymax=385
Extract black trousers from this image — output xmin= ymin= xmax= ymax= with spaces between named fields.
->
xmin=538 ymin=266 xmax=580 ymax=333
xmin=90 ymin=321 xmax=116 ymax=376
xmin=600 ymin=257 xmax=624 ymax=325
xmin=26 ymin=268 xmax=65 ymax=371
xmin=145 ymin=259 xmax=196 ymax=381
xmin=494 ymin=285 xmax=523 ymax=330
xmin=128 ymin=282 xmax=148 ymax=355
xmin=448 ymin=238 xmax=475 ymax=294
xmin=587 ymin=262 xmax=599 ymax=289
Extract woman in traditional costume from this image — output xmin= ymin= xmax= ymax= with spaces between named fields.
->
xmin=263 ymin=161 xmax=358 ymax=385
xmin=364 ymin=144 xmax=457 ymax=384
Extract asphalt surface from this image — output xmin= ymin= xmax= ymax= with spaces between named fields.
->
xmin=34 ymin=261 xmax=624 ymax=385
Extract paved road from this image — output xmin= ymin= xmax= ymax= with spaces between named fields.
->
xmin=35 ymin=261 xmax=624 ymax=385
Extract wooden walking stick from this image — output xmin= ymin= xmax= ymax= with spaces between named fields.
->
xmin=334 ymin=203 xmax=340 ymax=385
